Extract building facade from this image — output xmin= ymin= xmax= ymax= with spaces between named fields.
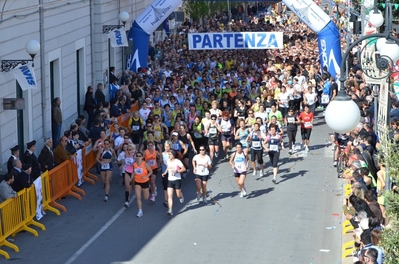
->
xmin=0 ymin=0 xmax=150 ymax=171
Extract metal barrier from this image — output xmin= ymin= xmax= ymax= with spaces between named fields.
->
xmin=41 ymin=171 xmax=61 ymax=216
xmin=69 ymin=158 xmax=86 ymax=197
xmin=24 ymin=186 xmax=46 ymax=233
xmin=83 ymin=143 xmax=99 ymax=184
xmin=48 ymin=160 xmax=82 ymax=212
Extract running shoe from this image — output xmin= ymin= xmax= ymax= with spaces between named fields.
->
xmin=104 ymin=195 xmax=108 ymax=202
xmin=252 ymin=170 xmax=257 ymax=177
xmin=202 ymin=197 xmax=208 ymax=204
xmin=239 ymin=192 xmax=244 ymax=198
xmin=289 ymin=149 xmax=293 ymax=155
xmin=163 ymin=201 xmax=168 ymax=208
xmin=150 ymin=194 xmax=156 ymax=202
xmin=272 ymin=178 xmax=277 ymax=184
xmin=305 ymin=146 xmax=309 ymax=152
xmin=259 ymin=171 xmax=263 ymax=177
xmin=333 ymin=160 xmax=338 ymax=167
xmin=179 ymin=196 xmax=185 ymax=203
xmin=167 ymin=209 xmax=173 ymax=216
xmin=215 ymin=152 xmax=219 ymax=158
xmin=124 ymin=201 xmax=129 ymax=208
xmin=137 ymin=210 xmax=143 ymax=218
xmin=242 ymin=188 xmax=247 ymax=197
xmin=197 ymin=193 xmax=202 ymax=202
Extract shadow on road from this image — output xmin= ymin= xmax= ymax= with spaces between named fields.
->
xmin=278 ymin=169 xmax=308 ymax=184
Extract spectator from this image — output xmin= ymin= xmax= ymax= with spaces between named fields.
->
xmin=23 ymin=140 xmax=41 ymax=182
xmin=76 ymin=117 xmax=89 ymax=142
xmin=53 ymin=136 xmax=72 ymax=165
xmin=364 ymin=190 xmax=384 ymax=226
xmin=38 ymin=138 xmax=55 ymax=172
xmin=52 ymin=97 xmax=63 ymax=147
xmin=95 ymin=83 xmax=106 ymax=107
xmin=84 ymin=85 xmax=96 ymax=128
xmin=0 ymin=173 xmax=17 ymax=203
xmin=10 ymin=159 xmax=23 ymax=179
xmin=12 ymin=164 xmax=32 ymax=192
xmin=7 ymin=145 xmax=20 ymax=173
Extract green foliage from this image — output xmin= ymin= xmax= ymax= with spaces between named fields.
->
xmin=184 ymin=1 xmax=229 ymax=22
xmin=378 ymin=131 xmax=399 ymax=263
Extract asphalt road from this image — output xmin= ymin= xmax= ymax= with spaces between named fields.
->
xmin=4 ymin=112 xmax=344 ymax=264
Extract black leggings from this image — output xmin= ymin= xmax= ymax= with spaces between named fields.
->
xmin=286 ymin=129 xmax=297 ymax=149
xmin=162 ymin=173 xmax=168 ymax=191
xmin=268 ymin=151 xmax=280 ymax=167
xmin=301 ymin=128 xmax=312 ymax=140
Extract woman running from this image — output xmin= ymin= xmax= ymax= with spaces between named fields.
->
xmin=247 ymin=123 xmax=266 ymax=177
xmin=299 ymin=104 xmax=314 ymax=151
xmin=264 ymin=124 xmax=285 ymax=184
xmin=192 ymin=145 xmax=212 ymax=203
xmin=161 ymin=141 xmax=172 ymax=208
xmin=144 ymin=141 xmax=161 ymax=202
xmin=120 ymin=144 xmax=135 ymax=207
xmin=220 ymin=110 xmax=235 ymax=159
xmin=133 ymin=151 xmax=153 ymax=217
xmin=205 ymin=114 xmax=222 ymax=161
xmin=229 ymin=142 xmax=249 ymax=198
xmin=96 ymin=139 xmax=117 ymax=202
xmin=234 ymin=119 xmax=250 ymax=156
xmin=285 ymin=107 xmax=300 ymax=154
xmin=162 ymin=150 xmax=186 ymax=216
xmin=191 ymin=116 xmax=205 ymax=152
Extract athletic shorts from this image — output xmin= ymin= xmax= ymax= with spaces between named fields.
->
xmin=268 ymin=151 xmax=280 ymax=168
xmin=168 ymin=179 xmax=182 ymax=190
xmin=221 ymin=134 xmax=232 ymax=142
xmin=195 ymin=174 xmax=209 ymax=182
xmin=131 ymin=133 xmax=141 ymax=144
xmin=135 ymin=181 xmax=149 ymax=189
xmin=234 ymin=172 xmax=246 ymax=177
xmin=301 ymin=128 xmax=312 ymax=140
xmin=250 ymin=148 xmax=264 ymax=164
xmin=208 ymin=137 xmax=220 ymax=146
xmin=151 ymin=168 xmax=159 ymax=176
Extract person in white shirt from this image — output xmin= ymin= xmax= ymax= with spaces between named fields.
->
xmin=303 ymin=86 xmax=318 ymax=115
xmin=277 ymin=86 xmax=290 ymax=120
xmin=192 ymin=146 xmax=212 ymax=204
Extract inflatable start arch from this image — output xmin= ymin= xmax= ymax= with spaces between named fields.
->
xmin=127 ymin=0 xmax=342 ymax=78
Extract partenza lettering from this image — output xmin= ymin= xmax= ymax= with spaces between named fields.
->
xmin=188 ymin=32 xmax=283 ymax=50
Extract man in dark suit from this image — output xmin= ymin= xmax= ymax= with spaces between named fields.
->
xmin=23 ymin=140 xmax=41 ymax=182
xmin=38 ymin=138 xmax=55 ymax=172
xmin=7 ymin=145 xmax=19 ymax=173
xmin=10 ymin=159 xmax=23 ymax=179
xmin=12 ymin=164 xmax=32 ymax=192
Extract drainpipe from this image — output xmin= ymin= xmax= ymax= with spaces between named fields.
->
xmin=90 ymin=0 xmax=96 ymax=86
xmin=39 ymin=0 xmax=47 ymax=138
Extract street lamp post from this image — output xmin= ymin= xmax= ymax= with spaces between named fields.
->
xmin=325 ymin=0 xmax=399 ymax=191
xmin=102 ymin=11 xmax=130 ymax=34
xmin=0 ymin=40 xmax=40 ymax=72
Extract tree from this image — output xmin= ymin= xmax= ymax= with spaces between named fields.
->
xmin=184 ymin=1 xmax=209 ymax=22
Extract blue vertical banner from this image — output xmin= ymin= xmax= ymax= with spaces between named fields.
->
xmin=317 ymin=21 xmax=342 ymax=78
xmin=126 ymin=0 xmax=182 ymax=72
xmin=163 ymin=19 xmax=171 ymax=36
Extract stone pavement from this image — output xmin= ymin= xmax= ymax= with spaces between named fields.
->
xmin=3 ymin=112 xmax=347 ymax=264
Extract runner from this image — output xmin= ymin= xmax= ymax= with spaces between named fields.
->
xmin=133 ymin=151 xmax=153 ymax=217
xmin=178 ymin=124 xmax=197 ymax=177
xmin=170 ymin=132 xmax=188 ymax=161
xmin=120 ymin=144 xmax=135 ymax=207
xmin=229 ymin=142 xmax=249 ymax=198
xmin=96 ymin=139 xmax=117 ymax=202
xmin=129 ymin=111 xmax=144 ymax=150
xmin=219 ymin=110 xmax=235 ymax=159
xmin=299 ymin=104 xmax=314 ymax=151
xmin=191 ymin=116 xmax=205 ymax=152
xmin=285 ymin=107 xmax=300 ymax=154
xmin=144 ymin=141 xmax=161 ymax=202
xmin=161 ymin=141 xmax=172 ymax=208
xmin=205 ymin=114 xmax=222 ymax=161
xmin=192 ymin=145 xmax=212 ymax=203
xmin=162 ymin=150 xmax=186 ymax=216
xmin=264 ymin=124 xmax=285 ymax=184
xmin=247 ymin=122 xmax=266 ymax=177
xmin=234 ymin=119 xmax=250 ymax=156
xmin=152 ymin=114 xmax=169 ymax=151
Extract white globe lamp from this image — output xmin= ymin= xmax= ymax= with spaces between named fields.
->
xmin=119 ymin=11 xmax=130 ymax=24
xmin=380 ymin=40 xmax=399 ymax=63
xmin=376 ymin=37 xmax=387 ymax=52
xmin=369 ymin=9 xmax=384 ymax=28
xmin=325 ymin=92 xmax=360 ymax=134
xmin=25 ymin=40 xmax=40 ymax=57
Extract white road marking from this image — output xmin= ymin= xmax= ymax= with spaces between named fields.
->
xmin=64 ymin=195 xmax=136 ymax=264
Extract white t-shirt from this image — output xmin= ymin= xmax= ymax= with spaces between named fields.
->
xmin=114 ymin=136 xmax=124 ymax=150
xmin=117 ymin=151 xmax=126 ymax=173
xmin=255 ymin=111 xmax=268 ymax=123
xmin=193 ymin=154 xmax=212 ymax=176
xmin=139 ymin=108 xmax=151 ymax=122
xmin=167 ymin=158 xmax=184 ymax=181
xmin=278 ymin=92 xmax=290 ymax=108
xmin=304 ymin=92 xmax=317 ymax=106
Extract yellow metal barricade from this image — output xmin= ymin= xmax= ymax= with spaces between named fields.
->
xmin=24 ymin=186 xmax=46 ymax=232
xmin=41 ymin=171 xmax=61 ymax=215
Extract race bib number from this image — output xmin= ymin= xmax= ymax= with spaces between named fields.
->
xmin=304 ymin=122 xmax=312 ymax=128
xmin=132 ymin=126 xmax=140 ymax=131
xmin=209 ymin=128 xmax=217 ymax=134
xmin=236 ymin=165 xmax=242 ymax=170
xmin=134 ymin=168 xmax=143 ymax=174
xmin=155 ymin=131 xmax=161 ymax=138
xmin=172 ymin=144 xmax=179 ymax=150
xmin=252 ymin=141 xmax=261 ymax=147
xmin=270 ymin=145 xmax=278 ymax=151
xmin=101 ymin=163 xmax=110 ymax=170
xmin=194 ymin=132 xmax=201 ymax=138
xmin=148 ymin=160 xmax=156 ymax=166
xmin=307 ymin=98 xmax=314 ymax=105
xmin=287 ymin=117 xmax=295 ymax=123
xmin=266 ymin=108 xmax=272 ymax=113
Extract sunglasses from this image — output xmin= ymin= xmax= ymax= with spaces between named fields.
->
xmin=136 ymin=155 xmax=142 ymax=158
xmin=147 ymin=126 xmax=152 ymax=128
xmin=127 ymin=149 xmax=133 ymax=151
xmin=211 ymin=118 xmax=216 ymax=120
xmin=199 ymin=149 xmax=205 ymax=151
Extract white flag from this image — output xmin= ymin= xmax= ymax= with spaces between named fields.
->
xmin=74 ymin=149 xmax=84 ymax=186
xmin=33 ymin=177 xmax=44 ymax=220
xmin=11 ymin=62 xmax=37 ymax=90
xmin=108 ymin=27 xmax=128 ymax=47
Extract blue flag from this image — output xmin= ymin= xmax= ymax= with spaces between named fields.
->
xmin=163 ymin=19 xmax=170 ymax=36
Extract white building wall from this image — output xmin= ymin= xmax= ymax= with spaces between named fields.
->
xmin=0 ymin=0 xmax=154 ymax=171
